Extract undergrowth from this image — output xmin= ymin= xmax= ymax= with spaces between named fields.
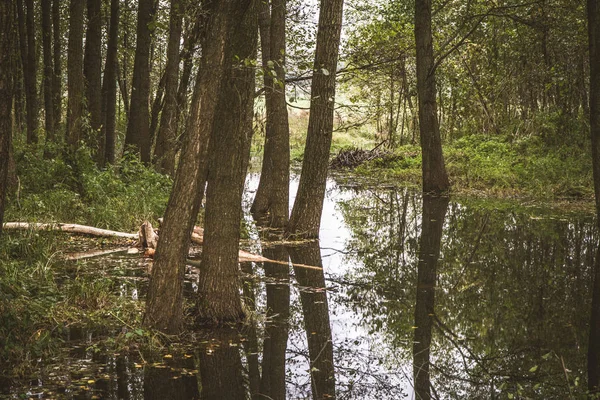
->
xmin=351 ymin=134 xmax=593 ymax=200
xmin=6 ymin=144 xmax=172 ymax=232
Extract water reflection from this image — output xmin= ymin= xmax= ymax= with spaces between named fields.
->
xmin=3 ymin=179 xmax=599 ymax=399
xmin=412 ymin=195 xmax=449 ymax=400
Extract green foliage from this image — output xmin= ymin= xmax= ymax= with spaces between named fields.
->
xmin=6 ymin=145 xmax=172 ymax=232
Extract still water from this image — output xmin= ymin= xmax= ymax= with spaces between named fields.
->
xmin=2 ymin=174 xmax=598 ymax=399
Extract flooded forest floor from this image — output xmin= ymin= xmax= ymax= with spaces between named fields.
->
xmin=1 ymin=143 xmax=599 ymax=399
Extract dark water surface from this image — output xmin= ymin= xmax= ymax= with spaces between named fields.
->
xmin=2 ymin=174 xmax=598 ymax=399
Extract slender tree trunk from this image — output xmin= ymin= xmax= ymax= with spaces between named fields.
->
xmin=41 ymin=0 xmax=55 ymax=144
xmin=17 ymin=0 xmax=38 ymax=143
xmin=415 ymin=0 xmax=449 ymax=194
xmin=0 ymin=0 xmax=13 ymax=239
xmin=412 ymin=195 xmax=449 ymax=400
xmin=84 ymin=0 xmax=103 ymax=147
xmin=252 ymin=0 xmax=291 ymax=229
xmin=176 ymin=17 xmax=202 ymax=136
xmin=154 ymin=0 xmax=183 ymax=175
xmin=52 ymin=0 xmax=62 ymax=134
xmin=125 ymin=0 xmax=154 ymax=163
xmin=101 ymin=0 xmax=119 ymax=166
xmin=66 ymin=0 xmax=85 ymax=149
xmin=288 ymin=242 xmax=336 ymax=399
xmin=197 ymin=0 xmax=258 ymax=323
xmin=286 ymin=0 xmax=344 ymax=239
xmin=587 ymin=0 xmax=600 ymax=392
xmin=143 ymin=0 xmax=231 ymax=334
xmin=149 ymin=70 xmax=166 ymax=151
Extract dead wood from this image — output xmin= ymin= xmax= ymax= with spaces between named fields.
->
xmin=3 ymin=222 xmax=138 ymax=240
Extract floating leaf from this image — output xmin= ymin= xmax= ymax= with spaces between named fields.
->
xmin=529 ymin=365 xmax=538 ymax=372
xmin=321 ymin=68 xmax=330 ymax=76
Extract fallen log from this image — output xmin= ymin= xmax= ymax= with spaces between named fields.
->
xmin=3 ymin=221 xmax=323 ymax=270
xmin=3 ymin=222 xmax=138 ymax=240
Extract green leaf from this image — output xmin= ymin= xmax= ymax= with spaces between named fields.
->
xmin=529 ymin=365 xmax=538 ymax=372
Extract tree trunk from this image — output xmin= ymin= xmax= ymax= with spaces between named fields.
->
xmin=149 ymin=70 xmax=166 ymax=151
xmin=197 ymin=0 xmax=258 ymax=323
xmin=101 ymin=0 xmax=119 ymax=166
xmin=288 ymin=242 xmax=336 ymax=399
xmin=66 ymin=0 xmax=85 ymax=149
xmin=176 ymin=17 xmax=202 ymax=138
xmin=587 ymin=0 xmax=600 ymax=392
xmin=286 ymin=0 xmax=344 ymax=239
xmin=52 ymin=0 xmax=62 ymax=134
xmin=154 ymin=0 xmax=183 ymax=175
xmin=415 ymin=0 xmax=449 ymax=194
xmin=41 ymin=0 xmax=55 ymax=144
xmin=125 ymin=0 xmax=154 ymax=163
xmin=143 ymin=0 xmax=232 ymax=334
xmin=17 ymin=0 xmax=38 ymax=143
xmin=252 ymin=0 xmax=290 ymax=229
xmin=412 ymin=195 xmax=449 ymax=400
xmin=0 ymin=0 xmax=13 ymax=239
xmin=198 ymin=330 xmax=246 ymax=399
xmin=84 ymin=0 xmax=103 ymax=147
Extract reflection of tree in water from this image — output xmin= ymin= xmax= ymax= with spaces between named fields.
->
xmin=338 ymin=188 xmax=597 ymax=397
xmin=413 ymin=195 xmax=449 ymax=400
xmin=288 ymin=241 xmax=336 ymax=399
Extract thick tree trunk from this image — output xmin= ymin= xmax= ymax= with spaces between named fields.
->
xmin=287 ymin=0 xmax=344 ymax=239
xmin=154 ymin=0 xmax=183 ymax=175
xmin=412 ymin=195 xmax=448 ymax=400
xmin=252 ymin=0 xmax=290 ymax=229
xmin=84 ymin=0 xmax=103 ymax=147
xmin=17 ymin=0 xmax=38 ymax=143
xmin=41 ymin=0 xmax=55 ymax=144
xmin=587 ymin=0 xmax=600 ymax=392
xmin=101 ymin=0 xmax=120 ymax=166
xmin=143 ymin=0 xmax=231 ymax=334
xmin=415 ymin=0 xmax=449 ymax=194
xmin=288 ymin=242 xmax=336 ymax=399
xmin=66 ymin=0 xmax=85 ymax=149
xmin=198 ymin=330 xmax=246 ymax=399
xmin=125 ymin=0 xmax=154 ymax=163
xmin=52 ymin=0 xmax=62 ymax=134
xmin=0 ymin=0 xmax=12 ymax=239
xmin=197 ymin=0 xmax=258 ymax=323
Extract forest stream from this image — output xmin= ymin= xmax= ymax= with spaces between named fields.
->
xmin=1 ymin=174 xmax=597 ymax=399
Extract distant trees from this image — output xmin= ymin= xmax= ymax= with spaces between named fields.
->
xmin=587 ymin=0 xmax=600 ymax=392
xmin=0 ymin=0 xmax=12 ymax=239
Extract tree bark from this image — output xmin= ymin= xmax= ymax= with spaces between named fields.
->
xmin=252 ymin=0 xmax=290 ymax=229
xmin=154 ymin=0 xmax=183 ymax=175
xmin=176 ymin=16 xmax=202 ymax=137
xmin=143 ymin=0 xmax=231 ymax=334
xmin=415 ymin=0 xmax=450 ymax=194
xmin=0 ymin=0 xmax=12 ymax=239
xmin=287 ymin=0 xmax=344 ymax=239
xmin=17 ymin=0 xmax=38 ymax=143
xmin=587 ymin=0 xmax=600 ymax=392
xmin=41 ymin=0 xmax=55 ymax=144
xmin=412 ymin=195 xmax=449 ymax=400
xmin=52 ymin=0 xmax=62 ymax=134
xmin=66 ymin=0 xmax=85 ymax=149
xmin=101 ymin=0 xmax=120 ymax=166
xmin=84 ymin=0 xmax=103 ymax=147
xmin=125 ymin=0 xmax=154 ymax=163
xmin=197 ymin=0 xmax=258 ymax=323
